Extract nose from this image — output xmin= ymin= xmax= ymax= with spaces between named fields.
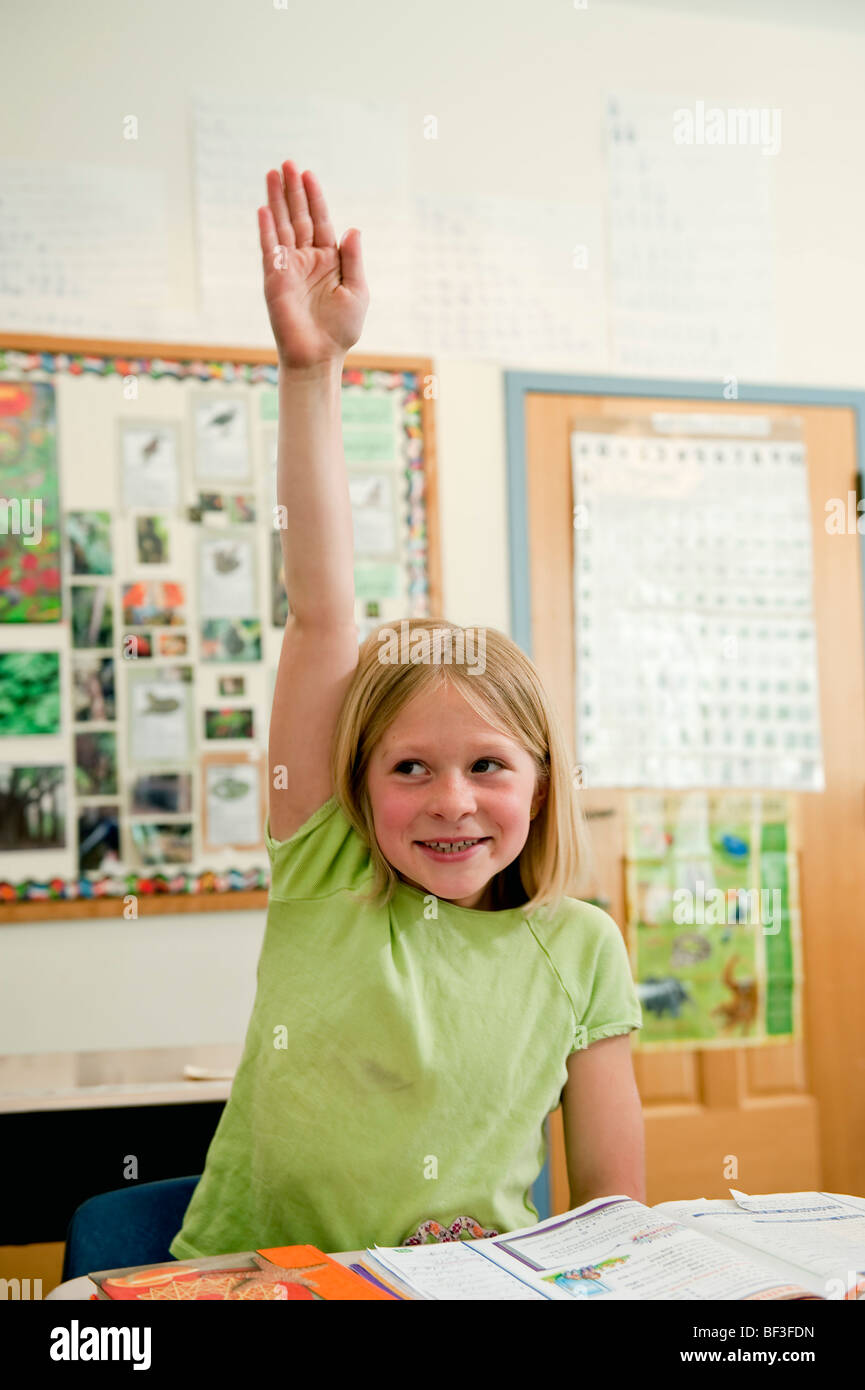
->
xmin=426 ymin=770 xmax=479 ymax=822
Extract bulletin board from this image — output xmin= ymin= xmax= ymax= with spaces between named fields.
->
xmin=0 ymin=333 xmax=440 ymax=921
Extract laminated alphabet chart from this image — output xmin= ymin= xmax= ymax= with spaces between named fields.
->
xmin=571 ymin=413 xmax=824 ymax=792
xmin=0 ymin=342 xmax=436 ymax=917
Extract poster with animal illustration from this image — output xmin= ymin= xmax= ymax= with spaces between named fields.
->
xmin=119 ymin=422 xmax=181 ymax=510
xmin=192 ymin=394 xmax=250 ymax=482
xmin=201 ymin=751 xmax=264 ymax=851
xmin=624 ymin=791 xmax=801 ymax=1049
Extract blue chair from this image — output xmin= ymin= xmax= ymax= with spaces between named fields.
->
xmin=62 ymin=1140 xmax=553 ymax=1285
xmin=531 ymin=1125 xmax=553 ymax=1222
xmin=61 ymin=1175 xmax=201 ymax=1282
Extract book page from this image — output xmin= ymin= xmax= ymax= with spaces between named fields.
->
xmin=656 ymin=1192 xmax=865 ymax=1298
xmin=369 ymin=1240 xmax=547 ymax=1300
xmin=464 ymin=1196 xmax=819 ymax=1301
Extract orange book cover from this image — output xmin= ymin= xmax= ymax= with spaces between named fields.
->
xmin=91 ymin=1246 xmax=399 ymax=1301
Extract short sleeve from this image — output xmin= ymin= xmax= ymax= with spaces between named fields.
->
xmin=569 ymin=905 xmax=643 ymax=1054
xmin=264 ymin=795 xmax=372 ymax=901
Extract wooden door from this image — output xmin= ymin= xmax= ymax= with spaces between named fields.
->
xmin=524 ymin=391 xmax=865 ymax=1208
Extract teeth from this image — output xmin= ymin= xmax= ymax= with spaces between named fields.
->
xmin=423 ymin=840 xmax=481 ymax=852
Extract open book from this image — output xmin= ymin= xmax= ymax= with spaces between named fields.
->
xmin=362 ymin=1191 xmax=865 ymax=1301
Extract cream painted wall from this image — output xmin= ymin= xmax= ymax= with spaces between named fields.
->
xmin=2 ymin=0 xmax=864 ymax=1054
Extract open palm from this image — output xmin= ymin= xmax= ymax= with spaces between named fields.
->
xmin=258 ymin=161 xmax=369 ymax=368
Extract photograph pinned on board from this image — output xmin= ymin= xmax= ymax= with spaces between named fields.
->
xmin=0 ymin=651 xmax=61 ymax=735
xmin=196 ymin=492 xmax=229 ymax=517
xmin=347 ymin=472 xmax=397 ymax=555
xmin=0 ymin=764 xmax=66 ymax=850
xmin=203 ymin=707 xmax=255 ymax=740
xmin=199 ymin=618 xmax=261 ymax=663
xmin=218 ymin=675 xmax=245 ymax=697
xmin=66 ymin=510 xmax=112 ymax=576
xmin=126 ymin=665 xmax=194 ymax=766
xmin=71 ymin=656 xmax=115 ymax=723
xmin=121 ymin=580 xmax=186 ymax=627
xmin=353 ymin=560 xmax=401 ymax=602
xmin=228 ymin=494 xmax=256 ymax=524
xmin=0 ymin=379 xmax=61 ymax=623
xmin=192 ymin=394 xmax=251 ymax=483
xmin=157 ymin=631 xmax=188 ymax=657
xmin=342 ymin=388 xmax=399 ymax=466
xmin=70 ymin=584 xmax=114 ymax=649
xmin=270 ymin=532 xmax=289 ymax=628
xmin=199 ymin=532 xmax=257 ymax=619
xmin=128 ymin=820 xmax=195 ymax=867
xmin=121 ymin=631 xmax=153 ymax=660
xmin=135 ymin=515 xmax=170 ymax=565
xmin=357 ymin=600 xmax=384 ymax=644
xmin=77 ymin=803 xmax=120 ymax=874
xmin=129 ymin=771 xmax=193 ymax=816
xmin=119 ymin=421 xmax=181 ymax=510
xmin=74 ymin=730 xmax=118 ymax=797
xmin=201 ymin=752 xmax=264 ymax=851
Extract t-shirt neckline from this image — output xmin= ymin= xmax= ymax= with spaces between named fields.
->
xmin=393 ymin=875 xmax=530 ymax=920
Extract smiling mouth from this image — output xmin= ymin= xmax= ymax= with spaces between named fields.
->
xmin=415 ymin=837 xmax=491 ymax=857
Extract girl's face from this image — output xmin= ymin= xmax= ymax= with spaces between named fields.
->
xmin=365 ymin=682 xmax=546 ymax=910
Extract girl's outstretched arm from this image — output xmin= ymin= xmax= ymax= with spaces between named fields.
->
xmin=259 ymin=162 xmax=369 ymax=841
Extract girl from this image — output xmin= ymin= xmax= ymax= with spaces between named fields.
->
xmin=169 ymin=162 xmax=644 ymax=1260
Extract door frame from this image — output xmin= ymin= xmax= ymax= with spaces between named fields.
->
xmin=506 ymin=372 xmax=865 ymax=1219
xmin=505 ymin=370 xmax=865 ymax=658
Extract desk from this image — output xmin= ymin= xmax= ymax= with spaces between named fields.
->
xmin=0 ymin=1048 xmax=237 ymax=1250
xmin=45 ymin=1250 xmax=384 ymax=1300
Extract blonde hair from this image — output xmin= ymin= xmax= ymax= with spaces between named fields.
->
xmin=330 ymin=618 xmax=592 ymax=918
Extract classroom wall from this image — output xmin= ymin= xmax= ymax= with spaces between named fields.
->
xmin=2 ymin=0 xmax=865 ymax=1055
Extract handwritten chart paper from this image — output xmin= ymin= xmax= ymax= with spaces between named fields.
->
xmin=192 ymin=92 xmax=412 ymax=348
xmin=410 ymin=191 xmax=607 ymax=367
xmin=605 ymin=92 xmax=777 ymax=377
xmin=0 ymin=160 xmax=169 ymax=336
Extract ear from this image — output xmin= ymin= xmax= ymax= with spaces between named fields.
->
xmin=530 ymin=784 xmax=548 ymax=820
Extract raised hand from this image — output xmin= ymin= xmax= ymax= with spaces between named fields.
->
xmin=258 ymin=161 xmax=369 ymax=369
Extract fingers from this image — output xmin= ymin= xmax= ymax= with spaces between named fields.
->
xmin=263 ymin=162 xmax=338 ymax=256
xmin=258 ymin=204 xmax=279 ymax=260
xmin=301 ymin=169 xmax=337 ymax=249
xmin=265 ymin=168 xmax=294 ymax=251
xmin=281 ymin=160 xmax=315 ymax=249
xmin=338 ymin=227 xmax=368 ymax=298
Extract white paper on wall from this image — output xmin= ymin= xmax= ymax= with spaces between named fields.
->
xmin=0 ymin=159 xmax=169 ymax=336
xmin=604 ymin=91 xmax=778 ymax=378
xmin=192 ymin=92 xmax=608 ymax=364
xmin=192 ymin=92 xmax=413 ymax=349
xmin=410 ymin=191 xmax=607 ymax=368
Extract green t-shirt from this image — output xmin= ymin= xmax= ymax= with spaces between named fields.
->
xmin=169 ymin=795 xmax=642 ymax=1258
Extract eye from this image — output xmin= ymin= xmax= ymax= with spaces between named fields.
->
xmin=393 ymin=758 xmax=504 ymax=775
